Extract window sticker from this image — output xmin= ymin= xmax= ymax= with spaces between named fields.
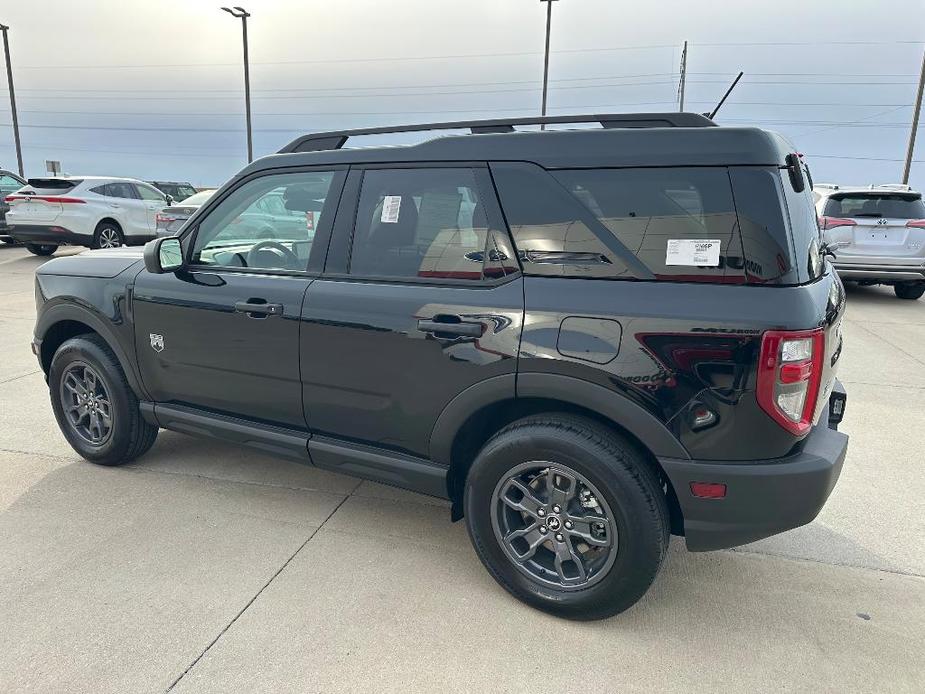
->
xmin=381 ymin=195 xmax=401 ymax=223
xmin=665 ymin=239 xmax=721 ymax=266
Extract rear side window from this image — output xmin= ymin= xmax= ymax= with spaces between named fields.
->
xmin=493 ymin=163 xmax=743 ymax=282
xmin=823 ymin=193 xmax=925 ymax=219
xmin=349 ymin=168 xmax=492 ymax=281
xmin=780 ymin=169 xmax=823 ymax=281
xmin=107 ymin=182 xmax=139 ymax=199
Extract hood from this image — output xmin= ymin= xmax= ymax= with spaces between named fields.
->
xmin=36 ymin=247 xmax=145 ymax=278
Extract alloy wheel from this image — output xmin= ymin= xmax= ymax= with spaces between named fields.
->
xmin=490 ymin=462 xmax=618 ymax=590
xmin=59 ymin=362 xmax=114 ymax=446
xmin=98 ymin=228 xmax=121 ymax=248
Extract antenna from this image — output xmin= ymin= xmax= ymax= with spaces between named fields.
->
xmin=708 ymin=71 xmax=744 ymax=120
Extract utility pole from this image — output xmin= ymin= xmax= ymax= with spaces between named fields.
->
xmin=0 ymin=23 xmax=24 ymax=177
xmin=902 ymin=48 xmax=925 ymax=185
xmin=539 ymin=0 xmax=558 ymax=129
xmin=221 ymin=7 xmax=253 ymax=163
xmin=678 ymin=40 xmax=688 ymax=112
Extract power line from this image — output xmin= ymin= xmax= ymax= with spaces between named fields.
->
xmin=14 ymin=44 xmax=678 ymax=71
xmin=806 ymin=154 xmax=924 ymax=162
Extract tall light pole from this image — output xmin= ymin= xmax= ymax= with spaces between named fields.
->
xmin=539 ymin=0 xmax=558 ymax=129
xmin=902 ymin=48 xmax=925 ymax=185
xmin=221 ymin=6 xmax=253 ymax=163
xmin=0 ymin=23 xmax=24 ymax=177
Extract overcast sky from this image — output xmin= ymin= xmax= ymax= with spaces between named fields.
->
xmin=1 ymin=0 xmax=924 ymax=188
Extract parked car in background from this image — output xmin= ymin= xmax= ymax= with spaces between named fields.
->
xmin=5 ymin=176 xmax=171 ymax=255
xmin=148 ymin=181 xmax=197 ymax=202
xmin=0 ymin=169 xmax=27 ymax=244
xmin=156 ymin=186 xmax=321 ymax=239
xmin=815 ymin=183 xmax=925 ymax=299
xmin=154 ymin=189 xmax=216 ymax=236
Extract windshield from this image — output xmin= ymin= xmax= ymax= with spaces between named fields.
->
xmin=824 ymin=193 xmax=925 ymax=219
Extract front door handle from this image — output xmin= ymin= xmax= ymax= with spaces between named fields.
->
xmin=235 ymin=300 xmax=283 ymax=318
xmin=417 ymin=315 xmax=483 ymax=338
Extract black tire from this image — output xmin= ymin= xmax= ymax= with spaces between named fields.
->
xmin=1 ymin=237 xmax=16 ymax=244
xmin=93 ymin=221 xmax=124 ymax=249
xmin=894 ymin=282 xmax=925 ymax=300
xmin=464 ymin=414 xmax=669 ymax=621
xmin=48 ymin=334 xmax=158 ymax=466
xmin=25 ymin=243 xmax=58 ymax=256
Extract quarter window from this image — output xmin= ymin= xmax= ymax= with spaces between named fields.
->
xmin=191 ymin=171 xmax=335 ymax=271
xmin=107 ymin=182 xmax=139 ymax=199
xmin=349 ymin=168 xmax=491 ymax=281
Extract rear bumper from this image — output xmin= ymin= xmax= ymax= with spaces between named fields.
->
xmin=9 ymin=224 xmax=91 ymax=246
xmin=660 ymin=385 xmax=848 ymax=551
xmin=834 ymin=262 xmax=925 ymax=282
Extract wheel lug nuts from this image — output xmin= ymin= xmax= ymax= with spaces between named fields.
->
xmin=552 ymin=505 xmax=561 ymax=513
xmin=564 ymin=521 xmax=573 ymax=529
xmin=539 ymin=526 xmax=548 ymax=534
xmin=555 ymin=533 xmax=564 ymax=542
xmin=537 ymin=509 xmax=546 ymax=517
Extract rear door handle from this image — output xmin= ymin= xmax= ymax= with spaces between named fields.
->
xmin=417 ymin=315 xmax=483 ymax=337
xmin=235 ymin=300 xmax=284 ymax=318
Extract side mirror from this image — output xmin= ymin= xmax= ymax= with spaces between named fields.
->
xmin=165 ymin=193 xmax=174 ymax=206
xmin=785 ymin=153 xmax=806 ymax=193
xmin=144 ymin=236 xmax=183 ymax=274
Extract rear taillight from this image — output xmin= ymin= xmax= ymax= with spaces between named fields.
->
xmin=155 ymin=213 xmax=176 ymax=225
xmin=905 ymin=219 xmax=925 ymax=228
xmin=757 ymin=328 xmax=825 ymax=436
xmin=3 ymin=194 xmax=84 ymax=204
xmin=818 ymin=216 xmax=856 ymax=231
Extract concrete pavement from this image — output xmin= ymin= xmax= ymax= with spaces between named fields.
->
xmin=0 ymin=243 xmax=923 ymax=693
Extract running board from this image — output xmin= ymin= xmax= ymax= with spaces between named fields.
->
xmin=141 ymin=402 xmax=449 ymax=498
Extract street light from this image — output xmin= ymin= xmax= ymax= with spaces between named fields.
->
xmin=221 ymin=6 xmax=253 ymax=163
xmin=0 ymin=22 xmax=24 ymax=177
xmin=539 ymin=0 xmax=558 ymax=130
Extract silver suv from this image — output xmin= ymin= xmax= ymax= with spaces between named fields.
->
xmin=814 ymin=183 xmax=925 ymax=300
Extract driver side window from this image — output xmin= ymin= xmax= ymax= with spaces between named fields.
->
xmin=191 ymin=171 xmax=335 ymax=271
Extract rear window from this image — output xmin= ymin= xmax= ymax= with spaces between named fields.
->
xmin=492 ymin=163 xmax=743 ymax=282
xmin=823 ymin=193 xmax=925 ymax=219
xmin=25 ymin=178 xmax=81 ymax=193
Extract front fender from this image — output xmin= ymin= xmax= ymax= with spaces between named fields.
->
xmin=35 ymin=298 xmax=147 ymax=400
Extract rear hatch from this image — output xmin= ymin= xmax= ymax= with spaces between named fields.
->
xmin=820 ymin=191 xmax=925 ymax=265
xmin=7 ymin=178 xmax=84 ymax=224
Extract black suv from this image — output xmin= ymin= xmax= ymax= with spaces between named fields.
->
xmin=32 ymin=114 xmax=848 ymax=620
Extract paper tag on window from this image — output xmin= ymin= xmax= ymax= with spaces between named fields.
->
xmin=305 ymin=210 xmax=315 ymax=231
xmin=381 ymin=195 xmax=401 ymax=224
xmin=665 ymin=239 xmax=721 ymax=266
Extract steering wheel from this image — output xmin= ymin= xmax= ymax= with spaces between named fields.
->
xmin=246 ymin=240 xmax=300 ymax=269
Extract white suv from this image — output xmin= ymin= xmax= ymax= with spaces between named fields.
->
xmin=814 ymin=183 xmax=925 ymax=300
xmin=4 ymin=176 xmax=171 ymax=256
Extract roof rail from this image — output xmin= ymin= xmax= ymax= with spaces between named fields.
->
xmin=278 ymin=112 xmax=716 ymax=154
xmin=813 ymin=183 xmax=839 ymax=190
xmin=874 ymin=183 xmax=912 ymax=191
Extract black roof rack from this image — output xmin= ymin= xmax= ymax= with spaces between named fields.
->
xmin=278 ymin=112 xmax=715 ymax=154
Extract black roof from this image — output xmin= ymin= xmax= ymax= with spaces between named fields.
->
xmin=239 ymin=113 xmax=794 ymax=177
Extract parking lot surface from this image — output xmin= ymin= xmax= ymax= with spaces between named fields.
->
xmin=1 ymin=243 xmax=923 ymax=693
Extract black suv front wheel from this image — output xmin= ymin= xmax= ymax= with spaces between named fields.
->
xmin=464 ymin=414 xmax=669 ymax=620
xmin=49 ymin=334 xmax=158 ymax=465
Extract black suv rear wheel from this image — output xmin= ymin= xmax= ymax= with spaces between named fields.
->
xmin=49 ymin=334 xmax=158 ymax=465
xmin=894 ymin=282 xmax=925 ymax=300
xmin=464 ymin=414 xmax=669 ymax=620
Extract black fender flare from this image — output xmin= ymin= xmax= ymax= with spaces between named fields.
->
xmin=35 ymin=302 xmax=147 ymax=399
xmin=430 ymin=372 xmax=690 ymax=466
xmin=515 ymin=373 xmax=690 ymax=459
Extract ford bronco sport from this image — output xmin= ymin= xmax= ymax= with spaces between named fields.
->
xmin=32 ymin=113 xmax=848 ymax=620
